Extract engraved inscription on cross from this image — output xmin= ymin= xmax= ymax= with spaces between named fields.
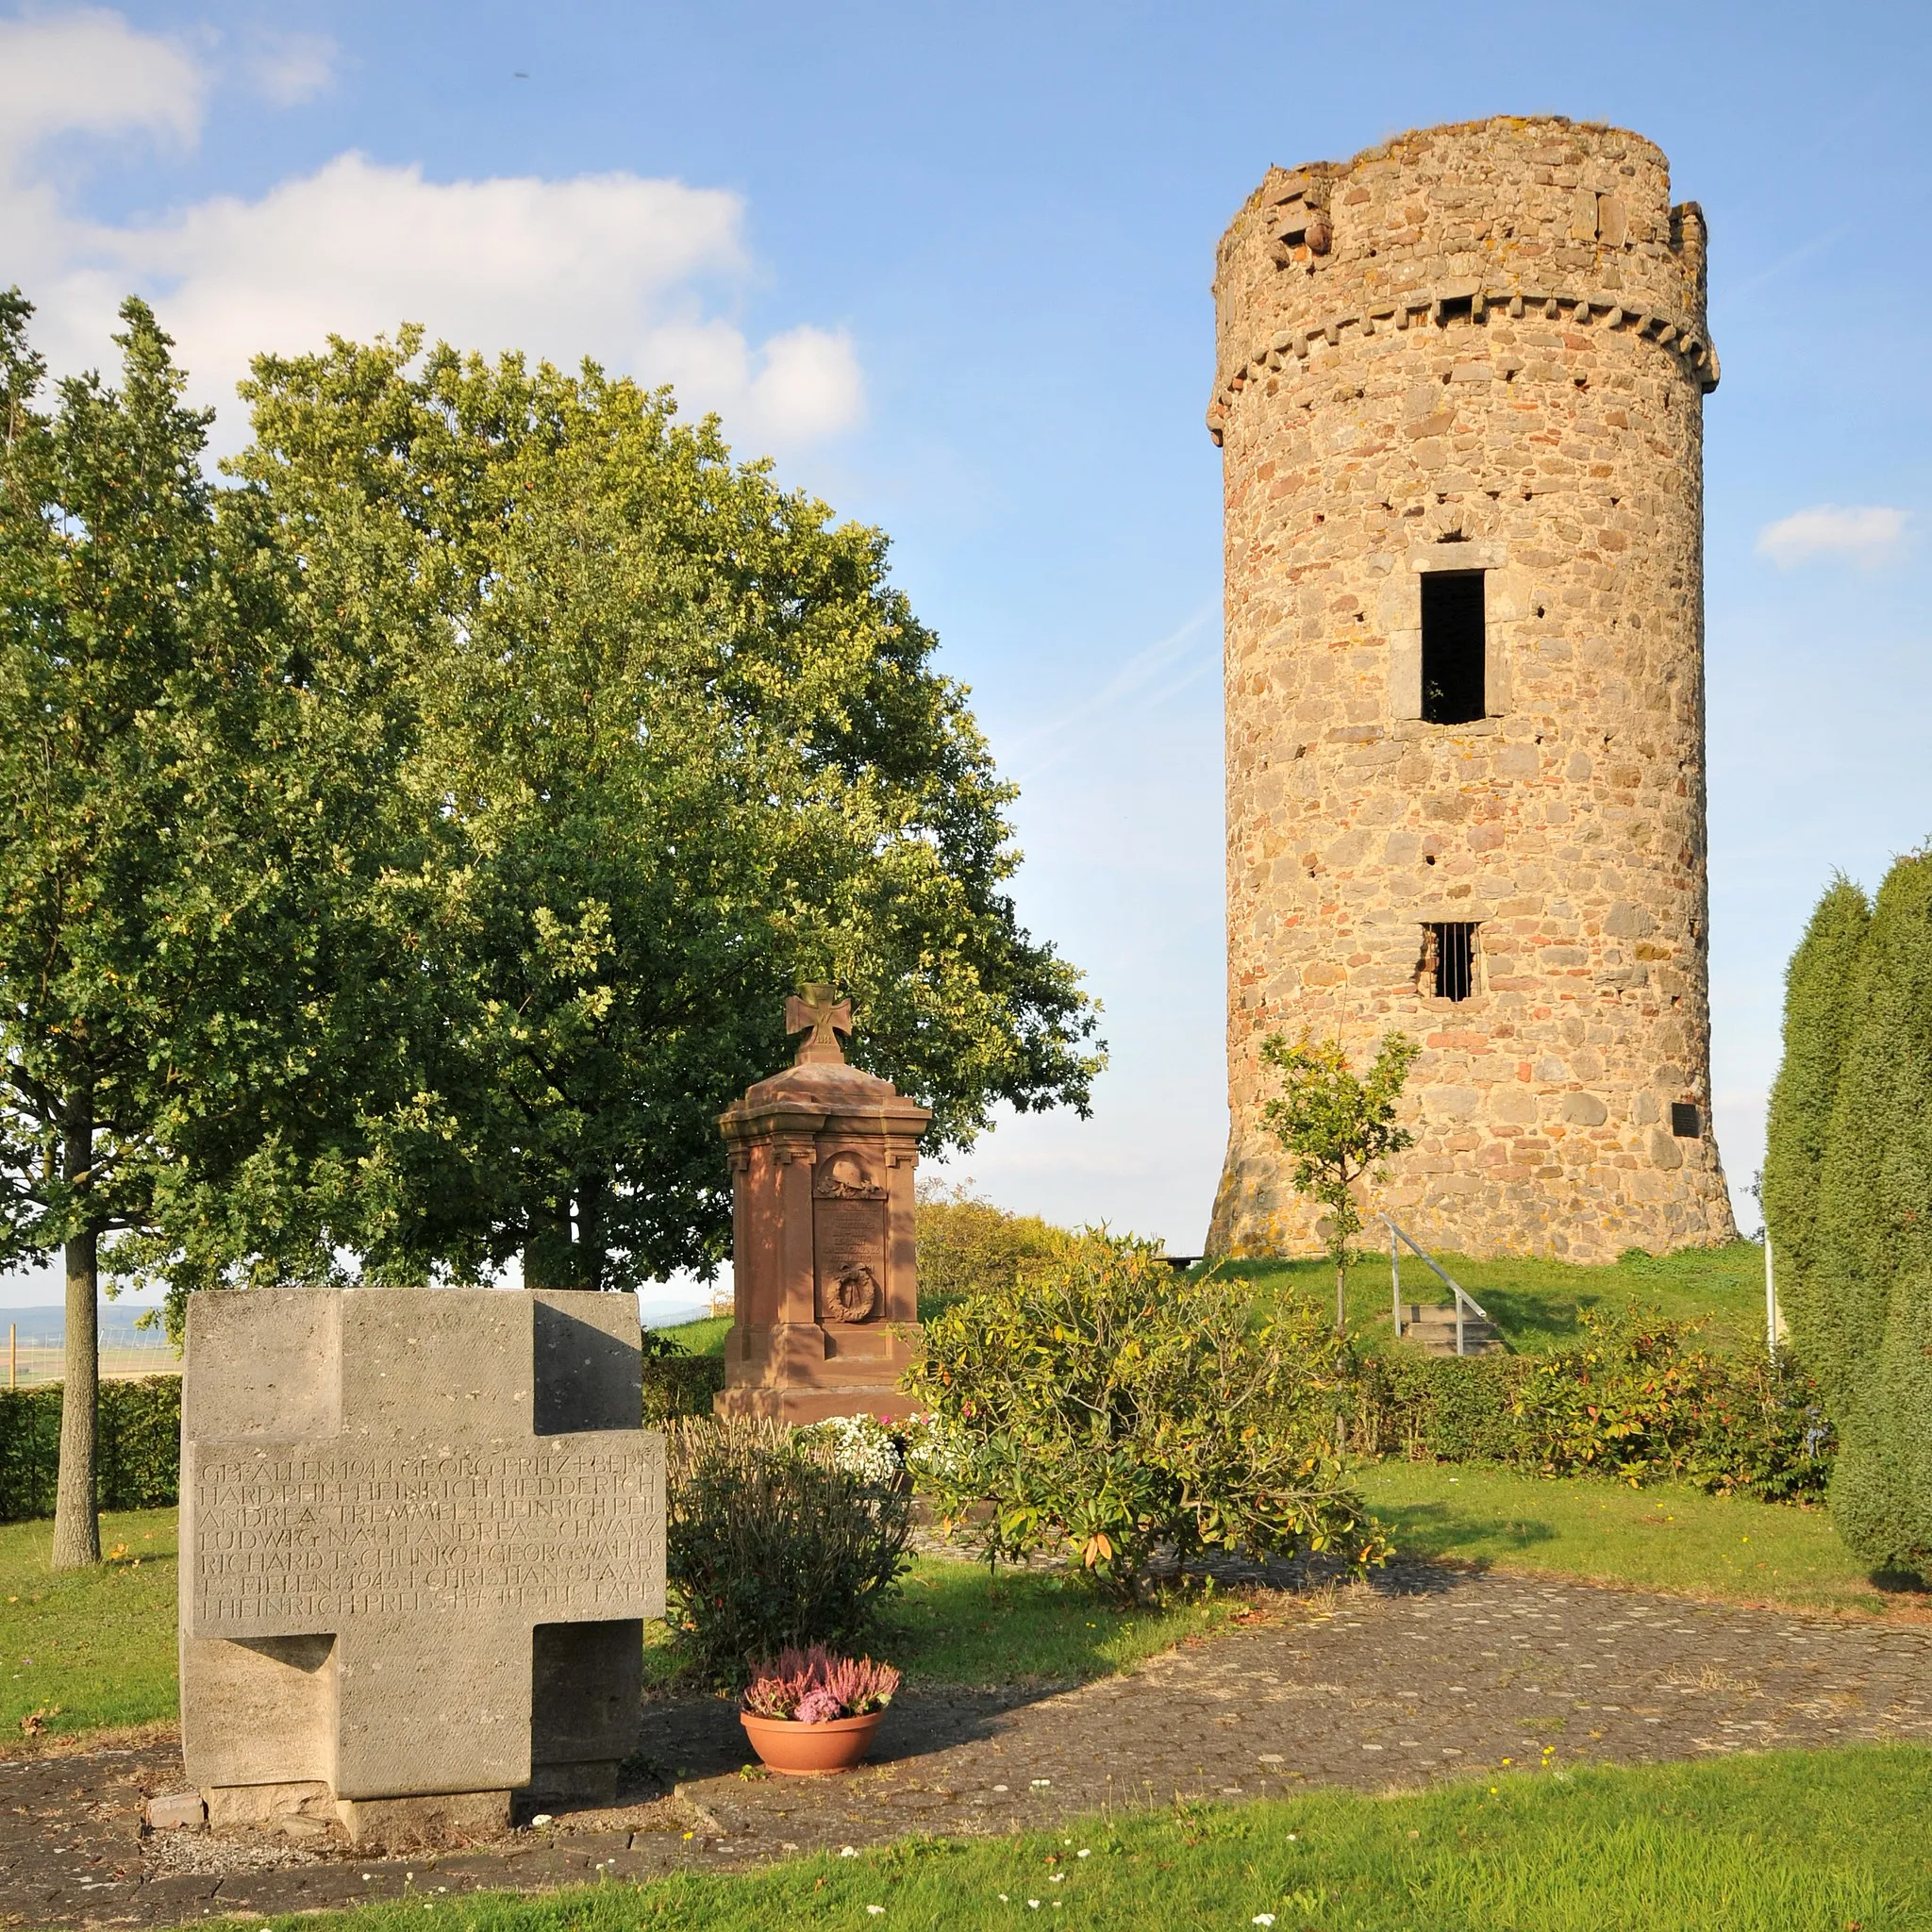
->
xmin=181 ymin=1289 xmax=664 ymax=1803
xmin=785 ymin=982 xmax=854 ymax=1065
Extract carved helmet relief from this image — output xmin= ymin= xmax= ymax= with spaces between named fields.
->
xmin=814 ymin=1150 xmax=887 ymax=1200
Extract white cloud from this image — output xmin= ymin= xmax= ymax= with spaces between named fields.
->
xmin=2 ymin=11 xmax=864 ymax=454
xmin=240 ymin=28 xmax=337 ymax=107
xmin=0 ymin=7 xmax=205 ymax=161
xmin=1755 ymin=504 xmax=1910 ymax=569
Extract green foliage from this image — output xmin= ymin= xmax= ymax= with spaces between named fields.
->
xmin=1259 ymin=1031 xmax=1419 ymax=1327
xmin=228 ymin=331 xmax=1103 ymax=1294
xmin=908 ymin=1233 xmax=1388 ymax=1604
xmin=1763 ymin=874 xmax=1873 ymax=1411
xmin=1351 ymin=1309 xmax=1832 ymax=1503
xmin=0 ymin=1378 xmax=182 ymax=1524
xmin=0 ymin=294 xmax=419 ymax=1304
xmin=912 ymin=1179 xmax=1067 ymax=1314
xmin=637 ymin=1331 xmax=726 ymax=1423
xmin=661 ymin=1418 xmax=911 ymax=1686
xmin=1804 ymin=851 xmax=1932 ymax=1577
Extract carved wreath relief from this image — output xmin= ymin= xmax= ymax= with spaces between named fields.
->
xmin=813 ymin=1149 xmax=887 ymax=1323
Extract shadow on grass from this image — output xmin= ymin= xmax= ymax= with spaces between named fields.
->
xmin=1367 ymin=1499 xmax=1561 ymax=1563
xmin=1871 ymin=1568 xmax=1932 ymax=1595
xmin=636 ymin=1557 xmax=1252 ymax=1785
xmin=633 ymin=1680 xmax=1023 ymax=1789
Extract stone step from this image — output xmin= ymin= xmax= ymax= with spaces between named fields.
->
xmin=1398 ymin=1304 xmax=1505 ymax=1356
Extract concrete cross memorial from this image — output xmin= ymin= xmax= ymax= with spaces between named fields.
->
xmin=180 ymin=1288 xmax=663 ymax=1846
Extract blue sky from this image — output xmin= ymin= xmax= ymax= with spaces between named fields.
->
xmin=2 ymin=0 xmax=1927 ymax=1308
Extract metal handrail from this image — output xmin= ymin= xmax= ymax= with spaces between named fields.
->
xmin=1380 ymin=1213 xmax=1488 ymax=1357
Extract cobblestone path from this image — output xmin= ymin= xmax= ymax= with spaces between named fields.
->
xmin=5 ymin=1564 xmax=1928 ymax=1927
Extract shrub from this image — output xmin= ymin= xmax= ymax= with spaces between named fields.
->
xmin=662 ymin=1416 xmax=911 ymax=1686
xmin=913 ymin=1180 xmax=1067 ymax=1314
xmin=793 ymin=1412 xmax=908 ymax=1486
xmin=1347 ymin=1308 xmax=1833 ymax=1504
xmin=907 ymin=1232 xmax=1389 ymax=1604
xmin=639 ymin=1329 xmax=725 ymax=1423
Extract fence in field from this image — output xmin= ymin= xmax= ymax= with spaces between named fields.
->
xmin=5 ymin=1323 xmax=179 ymax=1389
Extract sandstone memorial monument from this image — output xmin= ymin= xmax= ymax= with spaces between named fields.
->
xmin=1206 ymin=115 xmax=1736 ymax=1263
xmin=180 ymin=1288 xmax=664 ymax=1846
xmin=716 ymin=988 xmax=928 ymax=1424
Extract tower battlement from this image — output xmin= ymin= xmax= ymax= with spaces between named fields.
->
xmin=1208 ymin=116 xmax=1735 ymax=1263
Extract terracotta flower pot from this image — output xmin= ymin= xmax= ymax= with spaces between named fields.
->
xmin=740 ymin=1708 xmax=884 ymax=1775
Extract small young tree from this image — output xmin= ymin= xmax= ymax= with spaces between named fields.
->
xmin=1260 ymin=1031 xmax=1419 ymax=1335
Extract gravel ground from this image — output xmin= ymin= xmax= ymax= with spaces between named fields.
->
xmin=4 ymin=1561 xmax=1929 ymax=1928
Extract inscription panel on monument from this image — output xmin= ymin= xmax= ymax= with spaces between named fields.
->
xmin=190 ymin=1437 xmax=662 ymax=1639
xmin=814 ymin=1199 xmax=886 ymax=1323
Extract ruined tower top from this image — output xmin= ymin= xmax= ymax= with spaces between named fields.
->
xmin=1208 ymin=116 xmax=1715 ymax=451
xmin=1208 ymin=116 xmax=1735 ymax=1263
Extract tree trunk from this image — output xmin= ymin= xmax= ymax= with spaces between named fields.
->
xmin=1335 ymin=1259 xmax=1346 ymax=1340
xmin=523 ymin=1199 xmax=577 ymax=1291
xmin=51 ymin=1103 xmax=100 ymax=1571
xmin=576 ymin=1175 xmax=608 ymax=1293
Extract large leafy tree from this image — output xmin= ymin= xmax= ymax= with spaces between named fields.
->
xmin=0 ymin=295 xmax=394 ymax=1565
xmin=230 ymin=333 xmax=1103 ymax=1294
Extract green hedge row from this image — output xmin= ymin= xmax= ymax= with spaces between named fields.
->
xmin=641 ymin=1350 xmax=725 ymax=1424
xmin=3 ymin=1317 xmax=1825 ymax=1523
xmin=0 ymin=1377 xmax=185 ymax=1524
xmin=0 ymin=1351 xmax=726 ymax=1522
xmin=1343 ymin=1309 xmax=1834 ymax=1501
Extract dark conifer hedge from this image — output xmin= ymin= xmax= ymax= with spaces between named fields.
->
xmin=1766 ymin=851 xmax=1932 ymax=1578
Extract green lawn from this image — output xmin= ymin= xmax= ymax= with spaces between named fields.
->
xmin=1 ymin=1507 xmax=179 ymax=1742
xmin=653 ymin=1313 xmax=729 ymax=1354
xmin=202 ymin=1746 xmax=1932 ymax=1932
xmin=639 ymin=1555 xmax=1249 ymax=1692
xmin=663 ymin=1242 xmax=1774 ymax=1360
xmin=1204 ymin=1240 xmax=1772 ymax=1356
xmin=1360 ymin=1459 xmax=1924 ymax=1616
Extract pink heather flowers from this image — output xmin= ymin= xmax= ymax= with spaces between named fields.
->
xmin=741 ymin=1644 xmax=902 ymax=1722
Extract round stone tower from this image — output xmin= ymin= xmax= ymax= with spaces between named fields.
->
xmin=1207 ymin=116 xmax=1737 ymax=1263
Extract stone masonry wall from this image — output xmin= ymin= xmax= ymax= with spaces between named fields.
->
xmin=1207 ymin=117 xmax=1737 ymax=1264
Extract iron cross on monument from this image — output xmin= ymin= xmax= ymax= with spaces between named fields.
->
xmin=785 ymin=982 xmax=854 ymax=1064
xmin=180 ymin=1288 xmax=664 ymax=1844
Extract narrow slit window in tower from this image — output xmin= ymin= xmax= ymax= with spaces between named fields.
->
xmin=1671 ymin=1102 xmax=1702 ymax=1139
xmin=1422 ymin=571 xmax=1486 ymax=723
xmin=1425 ymin=922 xmax=1477 ymax=1001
